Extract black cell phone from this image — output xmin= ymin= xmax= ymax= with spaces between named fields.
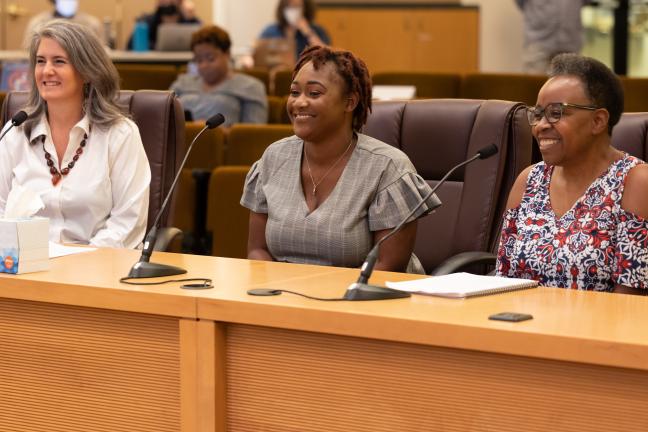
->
xmin=488 ymin=312 xmax=533 ymax=322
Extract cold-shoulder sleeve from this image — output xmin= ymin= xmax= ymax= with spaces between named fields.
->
xmin=613 ymin=209 xmax=648 ymax=290
xmin=368 ymin=170 xmax=440 ymax=232
xmin=240 ymin=160 xmax=267 ymax=213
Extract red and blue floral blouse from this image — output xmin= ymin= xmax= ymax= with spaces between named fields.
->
xmin=496 ymin=154 xmax=647 ymax=291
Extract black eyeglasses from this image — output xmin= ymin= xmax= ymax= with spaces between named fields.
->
xmin=526 ymin=102 xmax=599 ymax=126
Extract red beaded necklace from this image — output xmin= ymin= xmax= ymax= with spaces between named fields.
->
xmin=41 ymin=132 xmax=88 ymax=186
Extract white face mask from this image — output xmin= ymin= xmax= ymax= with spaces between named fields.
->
xmin=55 ymin=0 xmax=79 ymax=18
xmin=283 ymin=7 xmax=303 ymax=27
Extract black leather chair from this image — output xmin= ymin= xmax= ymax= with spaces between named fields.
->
xmin=611 ymin=112 xmax=648 ymax=159
xmin=1 ymin=90 xmax=186 ymax=249
xmin=363 ymin=99 xmax=533 ymax=274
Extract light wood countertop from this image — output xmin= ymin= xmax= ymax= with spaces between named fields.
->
xmin=2 ymin=247 xmax=647 ymax=371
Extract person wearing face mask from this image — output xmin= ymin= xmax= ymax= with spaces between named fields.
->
xmin=170 ymin=25 xmax=267 ymax=126
xmin=257 ymin=0 xmax=330 ymax=63
xmin=496 ymin=54 xmax=648 ymax=294
xmin=23 ymin=0 xmax=102 ymax=49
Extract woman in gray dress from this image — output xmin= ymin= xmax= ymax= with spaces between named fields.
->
xmin=241 ymin=46 xmax=439 ymax=273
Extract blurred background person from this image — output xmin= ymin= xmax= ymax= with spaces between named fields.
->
xmin=515 ymin=0 xmax=590 ymax=74
xmin=127 ymin=0 xmax=201 ymax=51
xmin=170 ymin=25 xmax=268 ymax=125
xmin=241 ymin=46 xmax=439 ymax=273
xmin=0 ymin=20 xmax=151 ymax=248
xmin=256 ymin=0 xmax=330 ymax=66
xmin=178 ymin=0 xmax=198 ymax=21
xmin=497 ymin=53 xmax=648 ymax=293
xmin=23 ymin=0 xmax=102 ymax=48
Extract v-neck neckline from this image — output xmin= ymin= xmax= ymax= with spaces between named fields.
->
xmin=298 ymin=138 xmax=358 ymax=217
xmin=546 ymin=155 xmax=624 ymax=221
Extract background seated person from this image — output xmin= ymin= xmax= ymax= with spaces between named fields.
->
xmin=24 ymin=0 xmax=102 ymax=48
xmin=257 ymin=0 xmax=330 ymax=65
xmin=0 ymin=20 xmax=151 ymax=248
xmin=241 ymin=46 xmax=439 ymax=273
xmin=127 ymin=0 xmax=201 ymax=51
xmin=170 ymin=25 xmax=268 ymax=126
xmin=496 ymin=53 xmax=648 ymax=294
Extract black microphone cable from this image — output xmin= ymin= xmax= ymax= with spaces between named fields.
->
xmin=120 ymin=277 xmax=214 ymax=290
xmin=247 ymin=288 xmax=347 ymax=301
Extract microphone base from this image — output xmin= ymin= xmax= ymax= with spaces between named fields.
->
xmin=127 ymin=261 xmax=187 ymax=279
xmin=344 ymin=283 xmax=411 ymax=301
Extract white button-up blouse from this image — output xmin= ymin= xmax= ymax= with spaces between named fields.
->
xmin=0 ymin=114 xmax=151 ymax=248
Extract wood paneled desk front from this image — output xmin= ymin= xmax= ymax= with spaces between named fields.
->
xmin=1 ymin=248 xmax=647 ymax=432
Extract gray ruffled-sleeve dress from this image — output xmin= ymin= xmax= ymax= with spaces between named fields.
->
xmin=241 ymin=133 xmax=440 ymax=274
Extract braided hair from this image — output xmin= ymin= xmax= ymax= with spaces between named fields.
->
xmin=293 ymin=45 xmax=372 ymax=131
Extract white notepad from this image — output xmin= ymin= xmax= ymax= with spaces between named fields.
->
xmin=386 ymin=272 xmax=538 ymax=298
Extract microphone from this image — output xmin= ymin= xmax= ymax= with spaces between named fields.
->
xmin=0 ymin=111 xmax=29 ymax=142
xmin=125 ymin=113 xmax=226 ymax=279
xmin=344 ymin=143 xmax=499 ymax=301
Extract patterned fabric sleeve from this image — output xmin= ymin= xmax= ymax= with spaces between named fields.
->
xmin=240 ymin=160 xmax=268 ymax=214
xmin=368 ymin=171 xmax=441 ymax=232
xmin=495 ymin=207 xmax=520 ymax=277
xmin=613 ymin=209 xmax=648 ymax=290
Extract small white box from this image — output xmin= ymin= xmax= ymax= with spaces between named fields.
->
xmin=372 ymin=85 xmax=417 ymax=101
xmin=0 ymin=217 xmax=49 ymax=274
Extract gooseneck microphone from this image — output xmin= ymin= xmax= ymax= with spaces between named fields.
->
xmin=0 ymin=111 xmax=29 ymax=142
xmin=344 ymin=143 xmax=499 ymax=301
xmin=124 ymin=113 xmax=226 ymax=279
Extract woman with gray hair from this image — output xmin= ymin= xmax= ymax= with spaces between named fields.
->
xmin=0 ymin=20 xmax=151 ymax=248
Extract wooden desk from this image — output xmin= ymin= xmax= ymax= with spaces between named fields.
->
xmin=2 ymin=248 xmax=648 ymax=431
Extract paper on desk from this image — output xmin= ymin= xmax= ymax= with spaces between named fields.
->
xmin=49 ymin=242 xmax=97 ymax=258
xmin=386 ymin=273 xmax=538 ymax=298
xmin=5 ymin=184 xmax=44 ymax=218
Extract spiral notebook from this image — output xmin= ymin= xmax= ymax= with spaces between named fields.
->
xmin=385 ymin=273 xmax=538 ymax=298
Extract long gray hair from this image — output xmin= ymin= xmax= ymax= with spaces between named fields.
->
xmin=24 ymin=19 xmax=123 ymax=134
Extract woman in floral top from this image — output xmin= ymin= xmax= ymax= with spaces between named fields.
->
xmin=496 ymin=54 xmax=648 ymax=294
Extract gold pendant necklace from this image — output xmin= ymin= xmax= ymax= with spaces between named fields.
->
xmin=303 ymin=136 xmax=354 ymax=196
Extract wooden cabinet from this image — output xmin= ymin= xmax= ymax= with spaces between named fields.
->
xmin=317 ymin=5 xmax=479 ymax=74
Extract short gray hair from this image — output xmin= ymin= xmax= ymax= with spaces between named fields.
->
xmin=24 ymin=19 xmax=124 ymax=134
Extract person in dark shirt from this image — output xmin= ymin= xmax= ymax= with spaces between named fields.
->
xmin=127 ymin=0 xmax=200 ymax=50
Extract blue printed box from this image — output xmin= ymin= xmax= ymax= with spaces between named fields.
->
xmin=0 ymin=218 xmax=49 ymax=274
